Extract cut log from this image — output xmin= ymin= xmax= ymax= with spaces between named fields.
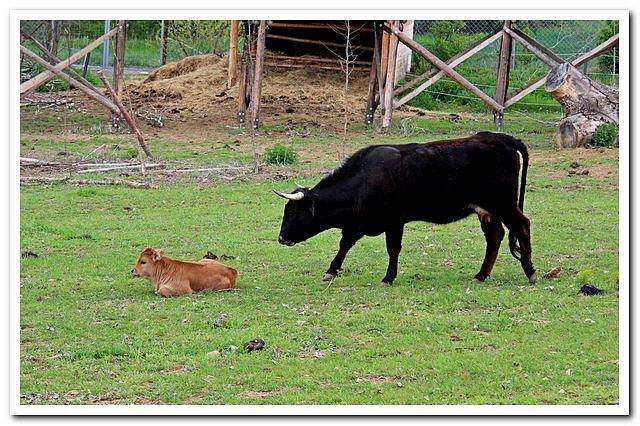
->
xmin=545 ymin=63 xmax=618 ymax=148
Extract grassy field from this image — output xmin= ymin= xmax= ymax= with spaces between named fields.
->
xmin=19 ymin=106 xmax=620 ymax=405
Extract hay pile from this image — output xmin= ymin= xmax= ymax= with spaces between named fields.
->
xmin=128 ymin=53 xmax=370 ymax=128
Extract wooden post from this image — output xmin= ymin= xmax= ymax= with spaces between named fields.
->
xmin=113 ymin=20 xmax=127 ymax=100
xmin=160 ymin=20 xmax=169 ymax=65
xmin=374 ymin=23 xmax=386 ymax=112
xmin=21 ymin=26 xmax=120 ymax=94
xmin=97 ymin=71 xmax=153 ymax=158
xmin=237 ymin=22 xmax=252 ymax=124
xmin=494 ymin=20 xmax=513 ymax=126
xmin=82 ymin=51 xmax=91 ymax=78
xmin=20 ymin=45 xmax=119 ymax=115
xmin=249 ymin=20 xmax=267 ymax=130
xmin=112 ymin=20 xmax=127 ymax=128
xmin=228 ymin=20 xmax=240 ymax=88
xmin=381 ymin=21 xmax=399 ymax=129
xmin=364 ymin=55 xmax=378 ymax=124
xmin=49 ymin=21 xmax=58 ymax=56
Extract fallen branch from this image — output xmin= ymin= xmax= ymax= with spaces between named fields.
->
xmin=20 ymin=176 xmax=157 ymax=189
xmin=78 ymin=163 xmax=162 ymax=173
xmin=20 ymin=157 xmax=61 ymax=166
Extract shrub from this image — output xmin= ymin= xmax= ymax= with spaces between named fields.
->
xmin=124 ymin=148 xmax=139 ymax=159
xmin=590 ymin=123 xmax=618 ymax=148
xmin=264 ymin=144 xmax=298 ymax=165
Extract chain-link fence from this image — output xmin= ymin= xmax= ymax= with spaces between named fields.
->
xmin=20 ymin=19 xmax=618 ymax=113
xmin=410 ymin=20 xmax=619 ymax=112
xmin=20 ymin=20 xmax=231 ymax=72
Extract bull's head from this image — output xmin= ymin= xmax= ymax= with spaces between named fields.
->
xmin=274 ymin=186 xmax=322 ymax=246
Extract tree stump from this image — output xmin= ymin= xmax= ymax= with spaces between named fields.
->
xmin=545 ymin=62 xmax=618 ymax=148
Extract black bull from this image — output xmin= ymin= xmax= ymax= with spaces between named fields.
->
xmin=275 ymin=132 xmax=536 ymax=286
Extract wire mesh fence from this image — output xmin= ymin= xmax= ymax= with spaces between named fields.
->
xmin=411 ymin=20 xmax=619 ymax=112
xmin=20 ymin=19 xmax=619 ymax=114
xmin=20 ymin=20 xmax=231 ymax=72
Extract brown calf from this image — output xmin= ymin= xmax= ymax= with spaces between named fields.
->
xmin=131 ymin=248 xmax=237 ymax=297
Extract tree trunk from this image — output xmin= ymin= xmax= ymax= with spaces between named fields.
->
xmin=545 ymin=62 xmax=618 ymax=148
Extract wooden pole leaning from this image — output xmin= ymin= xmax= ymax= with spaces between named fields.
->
xmin=20 ymin=45 xmax=119 ymax=115
xmin=97 ymin=70 xmax=153 ymax=159
xmin=21 ymin=26 xmax=119 ymax=94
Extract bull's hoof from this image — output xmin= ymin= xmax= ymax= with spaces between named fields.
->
xmin=322 ymin=273 xmax=336 ymax=281
xmin=472 ymin=274 xmax=488 ymax=283
xmin=528 ymin=272 xmax=537 ymax=284
xmin=379 ymin=281 xmax=391 ymax=287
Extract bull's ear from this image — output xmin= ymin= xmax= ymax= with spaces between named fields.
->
xmin=153 ymin=249 xmax=164 ymax=262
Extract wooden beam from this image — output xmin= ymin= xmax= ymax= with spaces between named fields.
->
xmin=264 ymin=62 xmax=369 ymax=72
xmin=381 ymin=21 xmax=399 ymax=129
xmin=265 ymin=33 xmax=374 ymax=52
xmin=249 ymin=20 xmax=267 ymax=130
xmin=504 ymin=34 xmax=619 ymax=108
xmin=265 ymin=53 xmax=371 ymax=66
xmin=227 ymin=20 xmax=240 ymax=88
xmin=20 ymin=29 xmax=102 ymax=96
xmin=97 ymin=70 xmax=153 ymax=159
xmin=504 ymin=26 xmax=564 ymax=68
xmin=385 ymin=23 xmax=502 ymax=111
xmin=21 ymin=25 xmax=119 ymax=94
xmin=394 ymin=30 xmax=503 ymax=108
xmin=494 ymin=21 xmax=513 ymax=125
xmin=268 ymin=22 xmax=373 ymax=32
xmin=20 ymin=45 xmax=120 ymax=115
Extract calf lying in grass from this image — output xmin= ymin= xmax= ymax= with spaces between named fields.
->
xmin=131 ymin=247 xmax=237 ymax=297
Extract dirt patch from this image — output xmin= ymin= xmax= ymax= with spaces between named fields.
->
xmin=126 ymin=53 xmax=370 ymax=134
xmin=237 ymin=390 xmax=274 ymax=399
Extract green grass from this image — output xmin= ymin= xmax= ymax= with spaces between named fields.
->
xmin=20 ymin=121 xmax=619 ymax=404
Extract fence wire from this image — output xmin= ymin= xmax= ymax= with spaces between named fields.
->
xmin=412 ymin=20 xmax=619 ymax=111
xmin=20 ymin=19 xmax=619 ymax=113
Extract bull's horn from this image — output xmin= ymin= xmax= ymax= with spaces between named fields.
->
xmin=272 ymin=189 xmax=305 ymax=201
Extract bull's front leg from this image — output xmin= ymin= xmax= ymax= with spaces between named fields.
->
xmin=323 ymin=229 xmax=363 ymax=281
xmin=380 ymin=225 xmax=404 ymax=287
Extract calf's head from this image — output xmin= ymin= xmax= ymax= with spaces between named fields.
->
xmin=274 ymin=187 xmax=322 ymax=246
xmin=131 ymin=247 xmax=163 ymax=278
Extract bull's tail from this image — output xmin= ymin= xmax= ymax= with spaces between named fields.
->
xmin=488 ymin=133 xmax=529 ymax=262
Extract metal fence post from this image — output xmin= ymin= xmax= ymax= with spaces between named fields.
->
xmin=102 ymin=20 xmax=110 ymax=69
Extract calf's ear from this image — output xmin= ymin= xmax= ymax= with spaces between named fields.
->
xmin=153 ymin=249 xmax=164 ymax=262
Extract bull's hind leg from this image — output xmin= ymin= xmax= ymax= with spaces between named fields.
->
xmin=503 ymin=209 xmax=536 ymax=284
xmin=473 ymin=217 xmax=505 ymax=283
xmin=380 ymin=225 xmax=404 ymax=287
xmin=323 ymin=230 xmax=363 ymax=281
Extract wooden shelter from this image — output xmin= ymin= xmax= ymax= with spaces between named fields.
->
xmin=229 ymin=20 xmax=619 ymax=133
xmin=228 ymin=20 xmax=414 ymax=129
